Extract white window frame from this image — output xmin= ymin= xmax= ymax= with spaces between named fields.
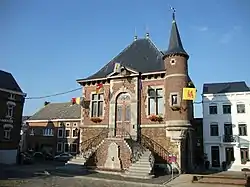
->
xmin=64 ymin=143 xmax=70 ymax=153
xmin=66 ymin=123 xmax=70 ymax=127
xmin=57 ymin=128 xmax=63 ymax=138
xmin=90 ymin=93 xmax=104 ymax=118
xmin=6 ymin=105 xmax=14 ymax=118
xmin=43 ymin=128 xmax=53 ymax=136
xmin=57 ymin=142 xmax=63 ymax=152
xmin=4 ymin=127 xmax=12 ymax=140
xmin=72 ymin=128 xmax=78 ymax=138
xmin=147 ymin=87 xmax=164 ymax=116
xmin=65 ymin=128 xmax=71 ymax=138
xmin=70 ymin=143 xmax=77 ymax=153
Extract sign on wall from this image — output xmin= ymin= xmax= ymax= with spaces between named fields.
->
xmin=182 ymin=88 xmax=196 ymax=100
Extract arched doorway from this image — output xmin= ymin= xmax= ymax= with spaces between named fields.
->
xmin=115 ymin=93 xmax=131 ymax=138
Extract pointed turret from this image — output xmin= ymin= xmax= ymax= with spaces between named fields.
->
xmin=163 ymin=10 xmax=188 ymax=59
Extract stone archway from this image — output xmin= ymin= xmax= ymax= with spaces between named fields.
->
xmin=115 ymin=92 xmax=131 ymax=138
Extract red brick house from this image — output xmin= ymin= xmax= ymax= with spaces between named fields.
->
xmin=76 ymin=13 xmax=195 ymax=176
xmin=0 ymin=70 xmax=26 ymax=164
xmin=26 ymin=102 xmax=81 ymax=156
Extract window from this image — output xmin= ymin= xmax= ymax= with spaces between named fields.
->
xmin=171 ymin=94 xmax=178 ymax=105
xmin=71 ymin=143 xmax=77 ymax=153
xmin=57 ymin=142 xmax=63 ymax=152
xmin=210 ymin=123 xmax=219 ymax=136
xmin=65 ymin=129 xmax=70 ymax=137
xmin=125 ymin=105 xmax=131 ymax=121
xmin=9 ymin=94 xmax=16 ymax=100
xmin=58 ymin=128 xmax=63 ymax=138
xmin=91 ymin=94 xmax=104 ymax=117
xmin=239 ymin=124 xmax=247 ymax=136
xmin=64 ymin=143 xmax=70 ymax=152
xmin=116 ymin=105 xmax=122 ymax=121
xmin=223 ymin=104 xmax=231 ymax=114
xmin=6 ymin=105 xmax=14 ymax=117
xmin=30 ymin=129 xmax=34 ymax=136
xmin=43 ymin=128 xmax=53 ymax=136
xmin=237 ymin=104 xmax=245 ymax=113
xmin=66 ymin=123 xmax=70 ymax=127
xmin=4 ymin=127 xmax=11 ymax=140
xmin=148 ymin=88 xmax=164 ymax=115
xmin=240 ymin=148 xmax=249 ymax=164
xmin=209 ymin=105 xmax=217 ymax=114
xmin=72 ymin=128 xmax=78 ymax=137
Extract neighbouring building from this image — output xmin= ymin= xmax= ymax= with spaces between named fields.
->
xmin=0 ymin=70 xmax=26 ymax=164
xmin=76 ymin=11 xmax=195 ymax=176
xmin=25 ymin=102 xmax=81 ymax=156
xmin=19 ymin=116 xmax=30 ymax=152
xmin=202 ymin=81 xmax=250 ymax=171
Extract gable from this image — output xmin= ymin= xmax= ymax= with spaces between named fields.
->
xmin=107 ymin=65 xmax=139 ymax=78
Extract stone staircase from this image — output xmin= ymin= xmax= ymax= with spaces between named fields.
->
xmin=122 ymin=149 xmax=154 ymax=179
xmin=66 ymin=140 xmax=105 ymax=166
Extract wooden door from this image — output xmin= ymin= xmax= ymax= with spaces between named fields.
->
xmin=115 ymin=93 xmax=131 ymax=138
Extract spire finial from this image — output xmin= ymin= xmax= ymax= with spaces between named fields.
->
xmin=170 ymin=7 xmax=176 ymax=22
xmin=134 ymin=27 xmax=137 ymax=41
xmin=145 ymin=25 xmax=149 ymax=39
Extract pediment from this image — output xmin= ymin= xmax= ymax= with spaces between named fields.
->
xmin=107 ymin=66 xmax=138 ymax=78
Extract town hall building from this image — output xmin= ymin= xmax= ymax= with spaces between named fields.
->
xmin=75 ymin=12 xmax=196 ymax=177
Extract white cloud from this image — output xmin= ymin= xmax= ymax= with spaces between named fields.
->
xmin=219 ymin=26 xmax=242 ymax=44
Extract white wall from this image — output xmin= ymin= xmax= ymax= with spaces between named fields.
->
xmin=203 ymin=92 xmax=250 ymax=143
xmin=0 ymin=149 xmax=17 ymax=164
xmin=202 ymin=91 xmax=250 ymax=169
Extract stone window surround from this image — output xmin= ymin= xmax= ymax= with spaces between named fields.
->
xmin=3 ymin=124 xmax=13 ymax=140
xmin=169 ymin=92 xmax=180 ymax=107
xmin=145 ymin=85 xmax=165 ymax=117
xmin=57 ymin=128 xmax=63 ymax=138
xmin=72 ymin=128 xmax=78 ymax=138
xmin=6 ymin=101 xmax=16 ymax=118
xmin=57 ymin=142 xmax=63 ymax=152
xmin=65 ymin=128 xmax=71 ymax=138
xmin=109 ymin=79 xmax=138 ymax=138
xmin=71 ymin=143 xmax=77 ymax=153
xmin=64 ymin=143 xmax=70 ymax=153
xmin=89 ymin=91 xmax=105 ymax=119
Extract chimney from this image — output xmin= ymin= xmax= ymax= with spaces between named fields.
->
xmin=44 ymin=101 xmax=50 ymax=106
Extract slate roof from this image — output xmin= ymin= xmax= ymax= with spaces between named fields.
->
xmin=28 ymin=102 xmax=81 ymax=121
xmin=163 ymin=20 xmax=188 ymax=57
xmin=203 ymin=81 xmax=250 ymax=94
xmin=77 ymin=39 xmax=165 ymax=81
xmin=0 ymin=70 xmax=23 ymax=92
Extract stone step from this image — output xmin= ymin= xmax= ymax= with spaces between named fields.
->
xmin=129 ymin=165 xmax=152 ymax=170
xmin=122 ymin=172 xmax=154 ymax=179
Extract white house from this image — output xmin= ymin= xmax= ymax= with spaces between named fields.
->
xmin=202 ymin=81 xmax=250 ymax=171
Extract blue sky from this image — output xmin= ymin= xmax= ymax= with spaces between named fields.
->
xmin=1 ymin=0 xmax=250 ymax=117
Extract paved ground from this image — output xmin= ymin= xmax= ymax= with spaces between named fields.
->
xmin=0 ymin=163 xmax=247 ymax=187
